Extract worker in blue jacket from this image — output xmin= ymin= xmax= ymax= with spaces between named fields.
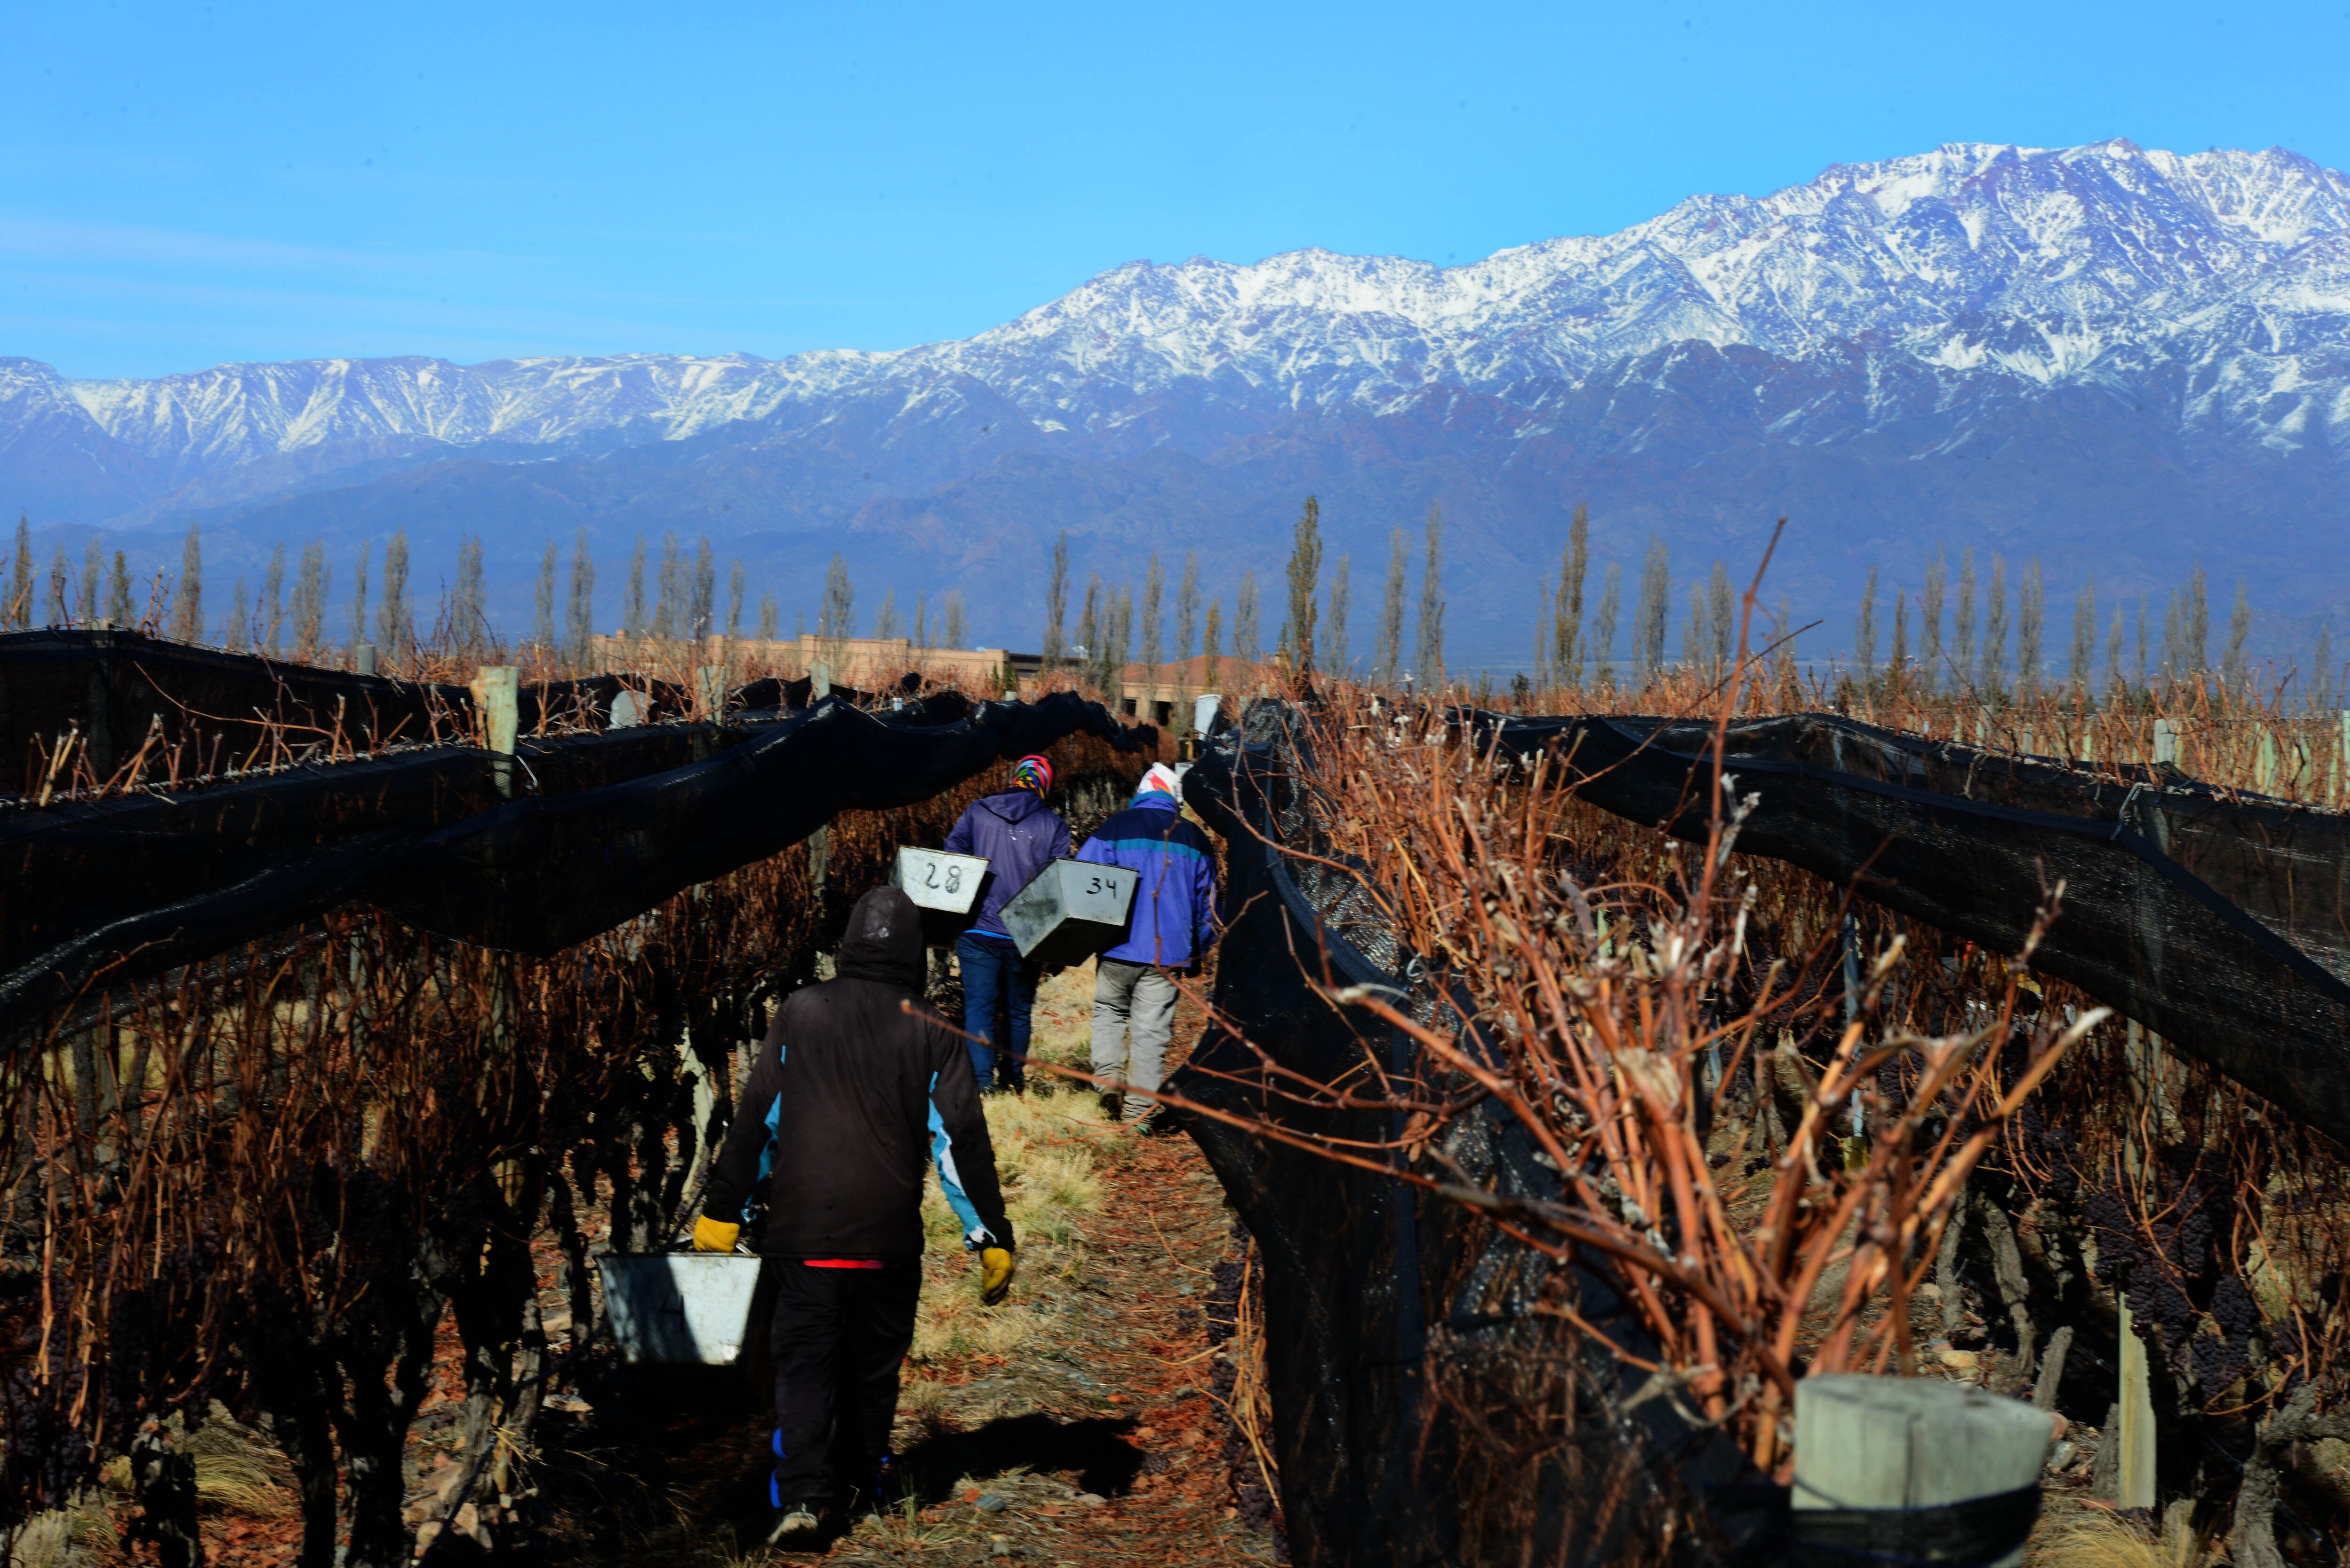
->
xmin=942 ymin=754 xmax=1070 ymax=1092
xmin=1075 ymin=763 xmax=1217 ymax=1126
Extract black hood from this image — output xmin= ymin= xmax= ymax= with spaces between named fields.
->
xmin=837 ymin=886 xmax=925 ymax=991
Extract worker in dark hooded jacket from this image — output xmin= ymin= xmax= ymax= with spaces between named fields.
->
xmin=695 ymin=886 xmax=1015 ymax=1548
xmin=942 ymin=753 xmax=1069 ymax=1092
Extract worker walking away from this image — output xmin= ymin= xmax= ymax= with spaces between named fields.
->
xmin=694 ymin=886 xmax=1016 ymax=1549
xmin=1076 ymin=763 xmax=1217 ymax=1127
xmin=942 ymin=753 xmax=1069 ymax=1093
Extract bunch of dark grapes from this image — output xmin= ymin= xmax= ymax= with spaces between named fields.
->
xmin=1205 ymin=1259 xmax=1243 ymax=1346
xmin=1238 ymin=1482 xmax=1278 ymax=1529
xmin=2 ymin=1362 xmax=94 ymax=1507
xmin=2191 ymin=1276 xmax=2257 ymax=1394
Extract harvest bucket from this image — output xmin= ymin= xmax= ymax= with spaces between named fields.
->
xmin=595 ymin=1253 xmax=766 ymax=1365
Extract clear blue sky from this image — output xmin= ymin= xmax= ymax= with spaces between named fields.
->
xmin=9 ymin=0 xmax=2349 ymax=381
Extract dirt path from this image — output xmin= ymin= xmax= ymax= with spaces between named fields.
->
xmin=527 ymin=963 xmax=1276 ymax=1568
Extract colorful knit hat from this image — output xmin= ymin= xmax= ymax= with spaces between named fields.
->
xmin=1138 ymin=763 xmax=1182 ymax=798
xmin=1011 ymin=754 xmax=1055 ymax=794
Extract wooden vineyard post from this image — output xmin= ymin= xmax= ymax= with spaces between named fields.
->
xmin=809 ymin=660 xmax=835 ymax=978
xmin=2115 ymin=1294 xmax=2159 ymax=1510
xmin=1793 ymin=1374 xmax=2051 ymax=1568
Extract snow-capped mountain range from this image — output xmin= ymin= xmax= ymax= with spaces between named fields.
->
xmin=6 ymin=139 xmax=2348 ymax=657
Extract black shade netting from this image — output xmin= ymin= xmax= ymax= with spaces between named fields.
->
xmin=1173 ymin=702 xmax=1785 ymax=1568
xmin=1468 ymin=709 xmax=2350 ymax=1148
xmin=2 ymin=689 xmax=1152 ymax=1046
xmin=0 ymin=628 xmax=927 ymax=780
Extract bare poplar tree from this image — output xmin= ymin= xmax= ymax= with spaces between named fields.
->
xmin=2015 ymin=558 xmax=2044 ymax=695
xmin=1202 ymin=601 xmax=1223 ymax=694
xmin=691 ymin=539 xmax=715 ymax=639
xmin=534 ymin=541 xmax=559 ymax=651
xmin=1042 ymin=532 xmax=1069 ymax=663
xmin=2187 ymin=565 xmax=2209 ymax=675
xmin=727 ymin=561 xmax=748 ymax=638
xmin=757 ymin=593 xmax=778 ymax=642
xmin=624 ymin=537 xmax=647 ymax=638
xmin=1890 ymin=588 xmax=1910 ymax=683
xmin=172 ymin=522 xmax=204 ymax=642
xmin=350 ymin=541 xmax=371 ymax=649
xmin=1591 ymin=563 xmax=1622 ymax=688
xmin=1533 ymin=571 xmax=1555 ymax=693
xmin=1141 ymin=551 xmax=1164 ymax=677
xmin=2312 ymin=625 xmax=2335 ymax=711
xmin=1415 ymin=502 xmax=1444 ymax=686
xmin=2068 ymin=578 xmax=2097 ymax=695
xmin=1635 ymin=536 xmax=1670 ymax=686
xmin=1074 ymin=577 xmax=1101 ymax=680
xmin=1953 ymin=547 xmax=1978 ymax=687
xmin=6 ymin=515 xmax=31 ymax=629
xmin=47 ymin=545 xmax=68 ymax=626
xmin=1374 ymin=529 xmax=1407 ymax=686
xmin=820 ymin=553 xmax=854 ymax=647
xmin=1978 ymin=554 xmax=2008 ymax=694
xmin=1854 ymin=566 xmax=1879 ymax=683
xmin=1682 ymin=582 xmax=1707 ymax=676
xmin=1322 ymin=553 xmax=1350 ymax=675
xmin=262 ymin=543 xmax=286 ymax=655
xmin=943 ymin=590 xmax=967 ymax=649
xmin=453 ymin=535 xmax=487 ymax=654
xmin=2223 ymin=581 xmax=2252 ymax=695
xmin=226 ymin=578 xmax=250 ymax=651
xmin=108 ymin=551 xmax=134 ymax=627
xmin=1165 ymin=552 xmax=1196 ymax=666
xmin=652 ymin=533 xmax=682 ymax=641
xmin=874 ymin=588 xmax=900 ymax=642
xmin=1281 ymin=497 xmax=1321 ymax=671
xmin=378 ymin=531 xmax=412 ymax=659
xmin=2135 ymin=596 xmax=2149 ymax=690
xmin=292 ymin=541 xmax=329 ymax=658
xmin=1553 ymin=502 xmax=1589 ymax=685
xmin=1919 ymin=546 xmax=1948 ymax=694
xmin=81 ymin=538 xmax=102 ymax=623
xmin=566 ymin=530 xmax=596 ymax=666
xmin=1708 ymin=561 xmax=1734 ymax=675
xmin=1234 ymin=571 xmax=1261 ymax=668
xmin=2106 ymin=606 xmax=2125 ymax=701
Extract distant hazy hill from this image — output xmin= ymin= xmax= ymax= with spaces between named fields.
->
xmin=7 ymin=139 xmax=2347 ymax=662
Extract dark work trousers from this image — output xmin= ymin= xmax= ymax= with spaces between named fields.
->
xmin=768 ymin=1259 xmax=923 ymax=1511
xmin=956 ymin=932 xmax=1038 ymax=1092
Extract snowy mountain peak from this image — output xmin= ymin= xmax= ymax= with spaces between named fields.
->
xmin=8 ymin=139 xmax=2349 ymax=517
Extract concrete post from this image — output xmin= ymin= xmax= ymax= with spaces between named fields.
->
xmin=2115 ymin=1294 xmax=2158 ymax=1509
xmin=1794 ymin=1374 xmax=2051 ymax=1568
xmin=695 ymin=664 xmax=726 ymax=722
xmin=2153 ymin=718 xmax=2178 ymax=767
xmin=471 ymin=665 xmax=518 ymax=797
xmin=352 ymin=641 xmax=377 ymax=676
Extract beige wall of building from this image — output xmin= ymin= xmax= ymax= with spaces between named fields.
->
xmin=587 ymin=633 xmax=1016 ymax=693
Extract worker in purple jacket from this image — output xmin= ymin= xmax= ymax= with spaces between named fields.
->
xmin=942 ymin=754 xmax=1070 ymax=1092
xmin=1076 ymin=763 xmax=1217 ymax=1127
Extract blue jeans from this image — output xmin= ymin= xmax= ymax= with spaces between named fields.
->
xmin=957 ymin=932 xmax=1038 ymax=1092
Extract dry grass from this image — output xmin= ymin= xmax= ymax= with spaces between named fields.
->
xmin=909 ymin=961 xmax=1120 ymax=1367
xmin=2029 ymin=1508 xmax=2201 ymax=1568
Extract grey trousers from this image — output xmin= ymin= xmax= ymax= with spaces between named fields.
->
xmin=1091 ymin=958 xmax=1179 ymax=1120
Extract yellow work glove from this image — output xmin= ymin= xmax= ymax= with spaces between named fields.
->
xmin=692 ymin=1215 xmax=741 ymax=1254
xmin=979 ymin=1246 xmax=1016 ymax=1305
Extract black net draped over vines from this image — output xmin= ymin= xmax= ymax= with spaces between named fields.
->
xmin=1 ymin=630 xmax=1152 ymax=1047
xmin=1176 ymin=704 xmax=1783 ymax=1568
xmin=1468 ymin=710 xmax=2350 ymax=1149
